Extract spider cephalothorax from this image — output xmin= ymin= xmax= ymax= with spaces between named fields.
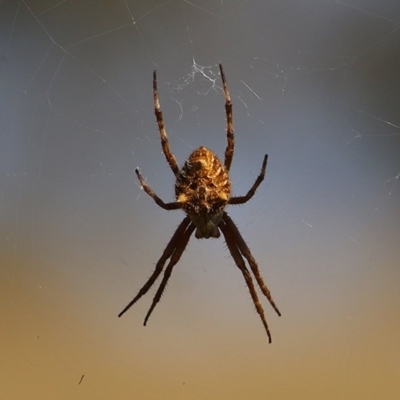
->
xmin=119 ymin=64 xmax=281 ymax=342
xmin=176 ymin=146 xmax=231 ymax=238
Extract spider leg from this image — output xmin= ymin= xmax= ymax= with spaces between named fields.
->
xmin=219 ymin=64 xmax=234 ymax=172
xmin=118 ymin=217 xmax=192 ymax=318
xmin=144 ymin=221 xmax=195 ymax=325
xmin=223 ymin=213 xmax=281 ymax=317
xmin=219 ymin=218 xmax=273 ymax=343
xmin=228 ymin=154 xmax=268 ymax=205
xmin=135 ymin=168 xmax=181 ymax=210
xmin=153 ymin=70 xmax=180 ymax=177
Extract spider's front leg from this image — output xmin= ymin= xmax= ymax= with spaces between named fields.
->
xmin=135 ymin=168 xmax=181 ymax=210
xmin=219 ymin=64 xmax=234 ymax=172
xmin=153 ymin=70 xmax=180 ymax=177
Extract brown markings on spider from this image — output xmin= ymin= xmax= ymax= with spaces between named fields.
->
xmin=176 ymin=146 xmax=231 ymax=239
xmin=118 ymin=64 xmax=281 ymax=343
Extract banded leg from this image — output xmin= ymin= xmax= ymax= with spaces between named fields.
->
xmin=118 ymin=216 xmax=192 ymax=318
xmin=219 ymin=217 xmax=273 ymax=343
xmin=143 ymin=221 xmax=195 ymax=325
xmin=135 ymin=168 xmax=181 ymax=210
xmin=228 ymin=154 xmax=268 ymax=205
xmin=222 ymin=212 xmax=281 ymax=317
xmin=153 ymin=70 xmax=180 ymax=177
xmin=219 ymin=64 xmax=234 ymax=171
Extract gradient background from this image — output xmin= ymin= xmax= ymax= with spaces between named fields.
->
xmin=1 ymin=1 xmax=399 ymax=399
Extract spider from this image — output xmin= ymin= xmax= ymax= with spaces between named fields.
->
xmin=118 ymin=64 xmax=281 ymax=342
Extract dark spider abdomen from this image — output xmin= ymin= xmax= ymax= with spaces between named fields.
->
xmin=175 ymin=146 xmax=231 ymax=238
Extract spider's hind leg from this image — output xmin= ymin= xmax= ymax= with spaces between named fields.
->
xmin=118 ymin=217 xmax=192 ymax=318
xmin=223 ymin=212 xmax=281 ymax=317
xmin=219 ymin=215 xmax=274 ymax=343
xmin=143 ymin=220 xmax=195 ymax=325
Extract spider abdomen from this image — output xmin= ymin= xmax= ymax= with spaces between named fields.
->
xmin=175 ymin=146 xmax=231 ymax=238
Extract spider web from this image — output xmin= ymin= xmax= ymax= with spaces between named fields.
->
xmin=1 ymin=0 xmax=400 ymax=399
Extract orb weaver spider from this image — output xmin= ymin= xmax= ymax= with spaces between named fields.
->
xmin=119 ymin=64 xmax=281 ymax=342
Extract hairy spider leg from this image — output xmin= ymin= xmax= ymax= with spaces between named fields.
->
xmin=143 ymin=221 xmax=195 ymax=325
xmin=228 ymin=154 xmax=268 ymax=205
xmin=222 ymin=213 xmax=281 ymax=317
xmin=118 ymin=217 xmax=192 ymax=318
xmin=219 ymin=217 xmax=273 ymax=343
xmin=153 ymin=70 xmax=180 ymax=177
xmin=219 ymin=64 xmax=234 ymax=172
xmin=135 ymin=168 xmax=181 ymax=210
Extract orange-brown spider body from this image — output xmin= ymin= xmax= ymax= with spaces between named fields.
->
xmin=176 ymin=146 xmax=231 ymax=238
xmin=119 ymin=64 xmax=281 ymax=343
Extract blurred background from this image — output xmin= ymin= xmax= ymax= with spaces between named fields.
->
xmin=1 ymin=1 xmax=399 ymax=399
